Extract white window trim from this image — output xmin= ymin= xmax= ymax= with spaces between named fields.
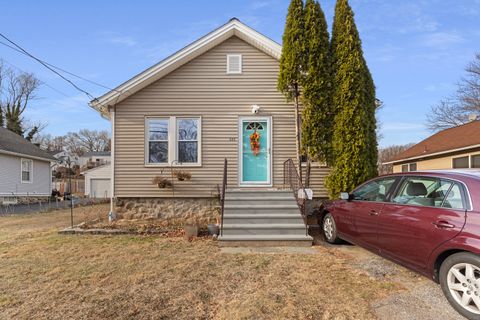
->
xmin=20 ymin=158 xmax=33 ymax=184
xmin=145 ymin=116 xmax=202 ymax=167
xmin=226 ymin=54 xmax=242 ymax=74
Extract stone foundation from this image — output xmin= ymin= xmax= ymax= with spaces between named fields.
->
xmin=115 ymin=197 xmax=220 ymax=223
xmin=0 ymin=196 xmax=51 ymax=205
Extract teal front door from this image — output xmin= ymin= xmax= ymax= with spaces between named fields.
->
xmin=240 ymin=118 xmax=271 ymax=185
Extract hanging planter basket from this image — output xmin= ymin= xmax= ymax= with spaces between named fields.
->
xmin=173 ymin=170 xmax=192 ymax=181
xmin=152 ymin=176 xmax=172 ymax=189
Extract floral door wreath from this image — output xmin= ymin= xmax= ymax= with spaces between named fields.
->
xmin=250 ymin=129 xmax=261 ymax=156
xmin=247 ymin=122 xmax=263 ymax=156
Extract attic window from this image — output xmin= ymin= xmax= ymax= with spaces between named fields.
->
xmin=227 ymin=54 xmax=242 ymax=74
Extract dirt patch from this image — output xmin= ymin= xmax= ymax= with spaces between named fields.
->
xmin=310 ymin=227 xmax=463 ymax=320
xmin=0 ymin=206 xmax=402 ymax=320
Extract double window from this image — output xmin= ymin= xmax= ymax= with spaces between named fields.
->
xmin=21 ymin=158 xmax=33 ymax=183
xmin=401 ymin=163 xmax=417 ymax=172
xmin=146 ymin=117 xmax=201 ymax=165
xmin=453 ymin=154 xmax=480 ymax=169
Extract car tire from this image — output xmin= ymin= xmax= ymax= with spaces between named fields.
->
xmin=440 ymin=252 xmax=480 ymax=319
xmin=322 ymin=213 xmax=341 ymax=244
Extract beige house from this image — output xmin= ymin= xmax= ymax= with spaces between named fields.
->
xmin=90 ymin=18 xmax=328 ymax=230
xmin=386 ymin=120 xmax=480 ymax=173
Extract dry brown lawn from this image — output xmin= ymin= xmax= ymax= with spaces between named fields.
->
xmin=0 ymin=205 xmax=402 ymax=320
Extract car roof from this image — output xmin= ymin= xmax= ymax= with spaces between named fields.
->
xmin=383 ymin=169 xmax=480 ymax=181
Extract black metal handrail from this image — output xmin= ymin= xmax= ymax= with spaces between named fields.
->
xmin=220 ymin=158 xmax=227 ymax=236
xmin=283 ymin=158 xmax=308 ymax=235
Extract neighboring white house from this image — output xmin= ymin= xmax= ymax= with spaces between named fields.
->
xmin=0 ymin=127 xmax=55 ymax=197
xmin=48 ymin=150 xmax=70 ymax=172
xmin=78 ymin=151 xmax=110 ymax=168
xmin=82 ymin=163 xmax=111 ymax=198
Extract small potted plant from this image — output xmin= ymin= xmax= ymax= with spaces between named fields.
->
xmin=152 ymin=176 xmax=172 ymax=189
xmin=207 ymin=217 xmax=220 ymax=236
xmin=184 ymin=217 xmax=200 ymax=239
xmin=173 ymin=170 xmax=192 ymax=181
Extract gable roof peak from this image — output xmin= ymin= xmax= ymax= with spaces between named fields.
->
xmin=89 ymin=18 xmax=281 ymax=117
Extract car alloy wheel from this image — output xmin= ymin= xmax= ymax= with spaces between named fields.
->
xmin=447 ymin=263 xmax=480 ymax=315
xmin=323 ymin=216 xmax=334 ymax=241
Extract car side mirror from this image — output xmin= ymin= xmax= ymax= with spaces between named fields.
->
xmin=340 ymin=192 xmax=350 ymax=201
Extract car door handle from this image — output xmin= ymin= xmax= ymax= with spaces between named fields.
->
xmin=369 ymin=210 xmax=379 ymax=216
xmin=433 ymin=221 xmax=455 ymax=229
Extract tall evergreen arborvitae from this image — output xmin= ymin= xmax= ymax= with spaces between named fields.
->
xmin=0 ymin=107 xmax=4 ymax=127
xmin=278 ymin=0 xmax=305 ymax=179
xmin=5 ymin=102 xmax=24 ymax=136
xmin=301 ymin=0 xmax=333 ymax=167
xmin=326 ymin=0 xmax=378 ymax=198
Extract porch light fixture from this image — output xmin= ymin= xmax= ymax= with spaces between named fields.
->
xmin=251 ymin=104 xmax=260 ymax=114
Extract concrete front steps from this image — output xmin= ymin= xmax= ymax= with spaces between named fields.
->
xmin=218 ymin=189 xmax=313 ymax=247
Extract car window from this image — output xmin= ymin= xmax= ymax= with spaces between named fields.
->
xmin=442 ymin=183 xmax=465 ymax=210
xmin=352 ymin=177 xmax=397 ymax=202
xmin=392 ymin=177 xmax=464 ymax=208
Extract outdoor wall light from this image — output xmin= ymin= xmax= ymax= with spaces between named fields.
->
xmin=251 ymin=104 xmax=260 ymax=114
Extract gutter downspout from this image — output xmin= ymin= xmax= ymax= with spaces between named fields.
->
xmin=109 ymin=106 xmax=116 ymax=221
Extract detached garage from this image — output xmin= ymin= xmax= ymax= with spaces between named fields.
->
xmin=83 ymin=163 xmax=111 ymax=198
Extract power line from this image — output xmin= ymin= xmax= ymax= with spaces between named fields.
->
xmin=1 ymin=59 xmax=70 ymax=98
xmin=0 ymin=33 xmax=97 ymax=100
xmin=0 ymin=40 xmax=115 ymax=91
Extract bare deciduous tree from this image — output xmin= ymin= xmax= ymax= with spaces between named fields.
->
xmin=427 ymin=53 xmax=480 ymax=131
xmin=65 ymin=129 xmax=110 ymax=157
xmin=378 ymin=143 xmax=415 ymax=175
xmin=33 ymin=134 xmax=67 ymax=151
xmin=0 ymin=60 xmax=43 ymax=137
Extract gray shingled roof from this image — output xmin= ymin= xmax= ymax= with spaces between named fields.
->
xmin=83 ymin=151 xmax=110 ymax=157
xmin=0 ymin=127 xmax=56 ymax=161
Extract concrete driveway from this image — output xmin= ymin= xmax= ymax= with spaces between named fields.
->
xmin=316 ymin=239 xmax=464 ymax=320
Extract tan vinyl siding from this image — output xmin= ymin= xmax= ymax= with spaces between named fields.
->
xmin=114 ymin=36 xmax=328 ymax=198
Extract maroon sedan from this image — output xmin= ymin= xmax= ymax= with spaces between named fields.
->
xmin=319 ymin=170 xmax=480 ymax=319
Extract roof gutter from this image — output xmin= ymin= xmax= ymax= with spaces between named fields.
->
xmin=0 ymin=149 xmax=56 ymax=162
xmin=383 ymin=143 xmax=480 ymax=165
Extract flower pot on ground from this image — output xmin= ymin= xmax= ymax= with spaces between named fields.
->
xmin=152 ymin=176 xmax=172 ymax=189
xmin=184 ymin=224 xmax=199 ymax=238
xmin=207 ymin=224 xmax=219 ymax=236
xmin=173 ymin=170 xmax=192 ymax=181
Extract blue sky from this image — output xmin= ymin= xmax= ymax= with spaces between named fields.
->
xmin=1 ymin=0 xmax=479 ymax=147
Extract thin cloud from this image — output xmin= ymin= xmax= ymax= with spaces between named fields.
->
xmin=108 ymin=36 xmax=137 ymax=47
xmin=249 ymin=1 xmax=273 ymax=10
xmin=382 ymin=122 xmax=425 ymax=131
xmin=420 ymin=32 xmax=465 ymax=47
